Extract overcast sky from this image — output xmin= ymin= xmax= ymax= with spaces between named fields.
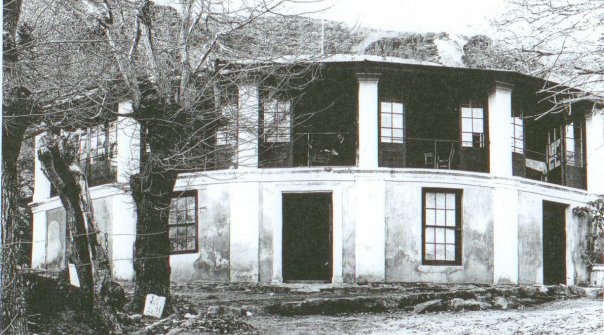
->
xmin=293 ymin=0 xmax=507 ymax=35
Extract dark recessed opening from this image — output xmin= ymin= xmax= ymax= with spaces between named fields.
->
xmin=542 ymin=200 xmax=567 ymax=285
xmin=282 ymin=192 xmax=333 ymax=282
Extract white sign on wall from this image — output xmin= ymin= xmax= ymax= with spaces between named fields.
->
xmin=143 ymin=294 xmax=166 ymax=318
xmin=68 ymin=263 xmax=80 ymax=288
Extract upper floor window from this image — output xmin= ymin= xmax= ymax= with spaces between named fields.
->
xmin=263 ymin=98 xmax=291 ymax=143
xmin=214 ymin=125 xmax=237 ymax=169
xmin=77 ymin=122 xmax=117 ymax=186
xmin=565 ymin=122 xmax=583 ymax=167
xmin=423 ymin=188 xmax=462 ymax=265
xmin=215 ymin=127 xmax=236 ymax=146
xmin=77 ymin=122 xmax=117 ymax=163
xmin=547 ymin=127 xmax=562 ymax=170
xmin=380 ymin=101 xmax=404 ymax=144
xmin=512 ymin=116 xmax=524 ymax=154
xmin=461 ymin=104 xmax=484 ymax=148
xmin=168 ymin=191 xmax=198 ymax=254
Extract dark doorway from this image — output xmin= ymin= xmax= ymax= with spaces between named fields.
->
xmin=542 ymin=201 xmax=567 ymax=285
xmin=282 ymin=193 xmax=332 ymax=282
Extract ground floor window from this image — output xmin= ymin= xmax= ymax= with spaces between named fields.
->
xmin=168 ymin=191 xmax=198 ymax=254
xmin=422 ymin=188 xmax=462 ymax=265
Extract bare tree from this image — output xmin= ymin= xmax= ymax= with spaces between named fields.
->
xmin=49 ymin=0 xmax=328 ymax=312
xmin=497 ymin=0 xmax=604 ymax=104
xmin=3 ymin=0 xmax=35 ymax=333
xmin=3 ymin=0 xmax=123 ymax=332
xmin=37 ymin=133 xmax=121 ymax=332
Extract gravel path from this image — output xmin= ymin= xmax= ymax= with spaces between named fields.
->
xmin=248 ymin=299 xmax=603 ymax=334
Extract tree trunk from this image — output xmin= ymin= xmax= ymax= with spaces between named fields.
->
xmin=38 ymin=135 xmax=121 ymax=333
xmin=3 ymin=0 xmax=30 ymax=332
xmin=130 ymin=169 xmax=177 ymax=312
xmin=1 ymin=118 xmax=30 ymax=335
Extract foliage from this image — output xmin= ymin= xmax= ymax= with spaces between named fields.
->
xmin=364 ymin=33 xmax=443 ymax=62
xmin=573 ymin=198 xmax=604 ymax=266
xmin=462 ymin=34 xmax=543 ymax=74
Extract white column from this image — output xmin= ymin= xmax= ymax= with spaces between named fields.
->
xmin=332 ymin=188 xmax=344 ymax=284
xmin=33 ymin=134 xmax=52 ymax=202
xmin=237 ymin=84 xmax=260 ymax=169
xmin=111 ymin=193 xmax=136 ymax=280
xmin=585 ymin=109 xmax=604 ymax=195
xmin=229 ymin=182 xmax=260 ymax=282
xmin=30 ymin=209 xmax=47 ymax=269
xmin=355 ymin=180 xmax=385 ymax=282
xmin=488 ymin=82 xmax=514 ymax=177
xmin=492 ymin=186 xmax=519 ymax=284
xmin=115 ymin=101 xmax=140 ymax=184
xmin=489 ymin=82 xmax=519 ymax=283
xmin=357 ymin=74 xmax=380 ymax=169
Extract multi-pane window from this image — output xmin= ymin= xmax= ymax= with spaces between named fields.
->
xmin=512 ymin=116 xmax=524 ymax=154
xmin=77 ymin=122 xmax=117 ymax=163
xmin=423 ymin=189 xmax=462 ymax=265
xmin=380 ymin=101 xmax=404 ymax=143
xmin=215 ymin=127 xmax=235 ymax=146
xmin=565 ymin=123 xmax=576 ymax=165
xmin=214 ymin=125 xmax=237 ymax=169
xmin=461 ymin=104 xmax=485 ymax=148
xmin=565 ymin=122 xmax=583 ymax=166
xmin=77 ymin=122 xmax=117 ymax=186
xmin=168 ymin=191 xmax=198 ymax=254
xmin=547 ymin=127 xmax=562 ymax=170
xmin=263 ymin=99 xmax=291 ymax=143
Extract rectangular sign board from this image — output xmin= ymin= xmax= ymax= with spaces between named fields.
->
xmin=143 ymin=294 xmax=166 ymax=318
xmin=68 ymin=263 xmax=80 ymax=288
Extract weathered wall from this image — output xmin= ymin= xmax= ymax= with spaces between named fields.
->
xmin=40 ymin=198 xmax=112 ymax=270
xmin=30 ymin=168 xmax=591 ymax=286
xmin=567 ymin=203 xmax=591 ymax=285
xmin=111 ymin=193 xmax=136 ymax=280
xmin=169 ymin=186 xmax=231 ymax=282
xmin=341 ymin=183 xmax=357 ymax=283
xmin=195 ymin=187 xmax=230 ymax=281
xmin=385 ymin=181 xmax=494 ymax=284
xmin=229 ymin=183 xmax=261 ymax=281
xmin=31 ymin=190 xmax=129 ymax=277
xmin=355 ymin=180 xmax=385 ymax=282
xmin=518 ymin=192 xmax=543 ymax=284
xmin=259 ymin=185 xmax=278 ymax=282
xmin=517 ymin=187 xmax=591 ymax=285
xmin=93 ymin=197 xmax=113 ymax=264
xmin=44 ymin=207 xmax=66 ymax=270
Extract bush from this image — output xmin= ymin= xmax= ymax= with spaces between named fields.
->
xmin=574 ymin=198 xmax=604 ymax=266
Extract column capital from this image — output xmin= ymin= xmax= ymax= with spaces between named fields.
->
xmin=356 ymin=73 xmax=382 ymax=82
xmin=491 ymin=81 xmax=514 ymax=93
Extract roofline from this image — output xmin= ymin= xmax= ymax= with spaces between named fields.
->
xmin=221 ymin=53 xmax=599 ymax=100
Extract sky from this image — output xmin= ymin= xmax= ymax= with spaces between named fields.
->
xmin=289 ymin=0 xmax=508 ymax=35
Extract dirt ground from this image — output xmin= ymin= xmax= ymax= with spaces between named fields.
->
xmin=247 ymin=299 xmax=603 ymax=335
xmin=26 ymin=281 xmax=603 ymax=334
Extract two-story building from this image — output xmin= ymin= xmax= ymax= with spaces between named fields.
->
xmin=30 ymin=55 xmax=604 ymax=286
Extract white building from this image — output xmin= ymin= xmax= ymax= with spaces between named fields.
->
xmin=30 ymin=56 xmax=604 ymax=285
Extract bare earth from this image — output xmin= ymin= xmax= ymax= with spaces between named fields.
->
xmin=247 ymin=299 xmax=603 ymax=335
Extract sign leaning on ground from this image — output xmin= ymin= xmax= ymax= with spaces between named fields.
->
xmin=68 ymin=263 xmax=80 ymax=288
xmin=143 ymin=294 xmax=166 ymax=318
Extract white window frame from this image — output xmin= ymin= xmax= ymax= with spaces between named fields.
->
xmin=380 ymin=101 xmax=404 ymax=144
xmin=512 ymin=116 xmax=524 ymax=154
xmin=263 ymin=98 xmax=291 ymax=143
xmin=461 ymin=104 xmax=485 ymax=148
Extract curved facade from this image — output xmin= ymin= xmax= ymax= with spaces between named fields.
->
xmin=30 ymin=57 xmax=603 ymax=286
